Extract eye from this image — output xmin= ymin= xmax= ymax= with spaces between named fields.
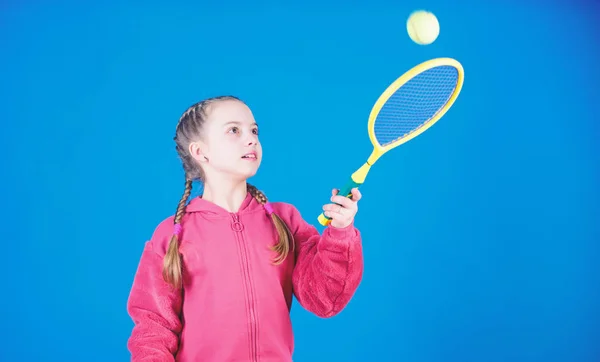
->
xmin=228 ymin=126 xmax=239 ymax=134
xmin=252 ymin=127 xmax=259 ymax=135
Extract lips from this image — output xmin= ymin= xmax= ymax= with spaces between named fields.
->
xmin=242 ymin=152 xmax=257 ymax=159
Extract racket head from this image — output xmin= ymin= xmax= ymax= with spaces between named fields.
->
xmin=366 ymin=58 xmax=464 ymax=161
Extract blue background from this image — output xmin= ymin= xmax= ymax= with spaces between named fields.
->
xmin=1 ymin=0 xmax=598 ymax=361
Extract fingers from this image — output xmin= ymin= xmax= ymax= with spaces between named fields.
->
xmin=323 ymin=187 xmax=362 ymax=225
xmin=331 ymin=187 xmax=361 ymax=200
xmin=322 ymin=203 xmax=344 ymax=214
xmin=322 ymin=203 xmax=348 ymax=220
xmin=323 ymin=188 xmax=361 ymax=214
xmin=324 ymin=187 xmax=362 ymax=228
xmin=330 ymin=188 xmax=361 ymax=208
xmin=350 ymin=188 xmax=362 ymax=202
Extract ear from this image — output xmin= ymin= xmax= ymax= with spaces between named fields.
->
xmin=189 ymin=141 xmax=209 ymax=163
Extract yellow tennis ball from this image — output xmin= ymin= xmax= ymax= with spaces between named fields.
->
xmin=406 ymin=10 xmax=440 ymax=45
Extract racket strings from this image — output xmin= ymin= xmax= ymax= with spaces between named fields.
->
xmin=374 ymin=65 xmax=459 ymax=147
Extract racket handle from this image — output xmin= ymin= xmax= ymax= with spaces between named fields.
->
xmin=317 ymin=177 xmax=363 ymax=226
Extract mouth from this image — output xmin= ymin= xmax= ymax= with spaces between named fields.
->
xmin=241 ymin=152 xmax=257 ymax=160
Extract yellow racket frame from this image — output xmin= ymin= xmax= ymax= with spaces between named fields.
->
xmin=318 ymin=57 xmax=465 ymax=226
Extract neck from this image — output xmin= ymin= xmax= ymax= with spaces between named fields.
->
xmin=201 ymin=177 xmax=249 ymax=213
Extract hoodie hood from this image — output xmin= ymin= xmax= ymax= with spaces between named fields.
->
xmin=184 ymin=191 xmax=264 ymax=217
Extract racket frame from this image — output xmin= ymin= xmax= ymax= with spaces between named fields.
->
xmin=317 ymin=57 xmax=465 ymax=226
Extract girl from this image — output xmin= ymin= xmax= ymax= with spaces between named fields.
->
xmin=126 ymin=95 xmax=364 ymax=362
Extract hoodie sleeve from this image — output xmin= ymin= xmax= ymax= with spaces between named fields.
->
xmin=126 ymin=237 xmax=183 ymax=361
xmin=285 ymin=204 xmax=364 ymax=318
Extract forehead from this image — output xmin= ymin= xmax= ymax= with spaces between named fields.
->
xmin=207 ymin=100 xmax=255 ymax=126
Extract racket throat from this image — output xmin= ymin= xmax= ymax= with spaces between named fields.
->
xmin=351 ymin=161 xmax=372 ymax=185
xmin=350 ymin=149 xmax=381 ymax=185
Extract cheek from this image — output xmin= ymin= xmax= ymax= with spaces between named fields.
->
xmin=206 ymin=135 xmax=232 ymax=155
xmin=210 ymin=142 xmax=237 ymax=162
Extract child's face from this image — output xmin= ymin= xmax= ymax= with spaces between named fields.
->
xmin=192 ymin=100 xmax=263 ymax=182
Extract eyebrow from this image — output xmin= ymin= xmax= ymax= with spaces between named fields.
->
xmin=223 ymin=121 xmax=258 ymax=127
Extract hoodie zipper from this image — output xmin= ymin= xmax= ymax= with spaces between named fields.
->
xmin=231 ymin=213 xmax=259 ymax=362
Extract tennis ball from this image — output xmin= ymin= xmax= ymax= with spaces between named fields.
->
xmin=406 ymin=10 xmax=440 ymax=45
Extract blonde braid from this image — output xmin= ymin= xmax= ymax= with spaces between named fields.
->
xmin=163 ymin=178 xmax=193 ymax=288
xmin=248 ymin=183 xmax=294 ymax=264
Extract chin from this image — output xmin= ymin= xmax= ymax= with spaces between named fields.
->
xmin=243 ymin=173 xmax=257 ymax=181
xmin=233 ymin=167 xmax=260 ymax=181
xmin=226 ymin=158 xmax=261 ymax=181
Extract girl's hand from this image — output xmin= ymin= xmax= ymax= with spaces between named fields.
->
xmin=322 ymin=188 xmax=362 ymax=229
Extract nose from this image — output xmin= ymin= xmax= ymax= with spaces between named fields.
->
xmin=245 ymin=132 xmax=258 ymax=146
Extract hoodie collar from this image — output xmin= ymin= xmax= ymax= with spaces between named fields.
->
xmin=184 ymin=191 xmax=263 ymax=217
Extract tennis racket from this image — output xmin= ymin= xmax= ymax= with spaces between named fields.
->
xmin=318 ymin=57 xmax=465 ymax=226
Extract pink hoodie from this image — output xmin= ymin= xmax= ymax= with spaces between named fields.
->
xmin=127 ymin=191 xmax=364 ymax=361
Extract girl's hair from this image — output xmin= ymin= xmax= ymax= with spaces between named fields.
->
xmin=162 ymin=96 xmax=294 ymax=289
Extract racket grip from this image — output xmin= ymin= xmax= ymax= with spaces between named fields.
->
xmin=317 ymin=177 xmax=362 ymax=226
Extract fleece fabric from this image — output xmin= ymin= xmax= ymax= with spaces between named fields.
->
xmin=127 ymin=191 xmax=364 ymax=361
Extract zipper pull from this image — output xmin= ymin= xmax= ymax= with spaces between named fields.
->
xmin=231 ymin=213 xmax=244 ymax=232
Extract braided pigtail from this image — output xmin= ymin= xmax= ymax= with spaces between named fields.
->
xmin=247 ymin=183 xmax=294 ymax=264
xmin=169 ymin=96 xmax=243 ymax=286
xmin=163 ymin=178 xmax=193 ymax=288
